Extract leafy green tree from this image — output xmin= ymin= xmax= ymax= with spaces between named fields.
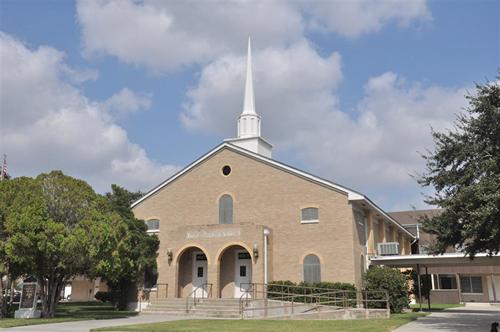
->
xmin=418 ymin=79 xmax=500 ymax=257
xmin=100 ymin=185 xmax=159 ymax=309
xmin=1 ymin=171 xmax=119 ymax=318
xmin=364 ymin=266 xmax=409 ymax=313
xmin=0 ymin=177 xmax=39 ymax=317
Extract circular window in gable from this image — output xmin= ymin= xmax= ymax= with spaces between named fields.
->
xmin=222 ymin=165 xmax=231 ymax=176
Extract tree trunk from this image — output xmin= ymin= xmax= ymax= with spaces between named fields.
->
xmin=38 ymin=277 xmax=49 ymax=318
xmin=0 ymin=273 xmax=6 ymax=318
xmin=6 ymin=276 xmax=13 ymax=305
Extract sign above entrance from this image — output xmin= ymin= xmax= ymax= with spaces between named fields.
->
xmin=186 ymin=229 xmax=241 ymax=240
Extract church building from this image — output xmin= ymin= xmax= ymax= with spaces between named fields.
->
xmin=131 ymin=39 xmax=415 ymax=300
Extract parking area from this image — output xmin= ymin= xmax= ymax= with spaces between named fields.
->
xmin=395 ymin=303 xmax=500 ymax=332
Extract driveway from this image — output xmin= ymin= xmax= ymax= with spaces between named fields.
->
xmin=395 ymin=303 xmax=500 ymax=332
xmin=1 ymin=314 xmax=189 ymax=332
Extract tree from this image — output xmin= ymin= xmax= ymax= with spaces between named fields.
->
xmin=364 ymin=266 xmax=409 ymax=313
xmin=0 ymin=177 xmax=38 ymax=317
xmin=1 ymin=171 xmax=120 ymax=317
xmin=418 ymin=79 xmax=500 ymax=257
xmin=100 ymin=185 xmax=159 ymax=309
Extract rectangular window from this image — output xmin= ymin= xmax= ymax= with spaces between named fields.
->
xmin=240 ymin=266 xmax=246 ymax=277
xmin=433 ymin=274 xmax=458 ymax=290
xmin=301 ymin=207 xmax=319 ymax=223
xmin=438 ymin=274 xmax=457 ymax=289
xmin=146 ymin=219 xmax=160 ymax=232
xmin=460 ymin=276 xmax=483 ymax=293
xmin=197 ymin=267 xmax=204 ymax=278
xmin=238 ymin=252 xmax=251 ymax=260
xmin=195 ymin=253 xmax=207 ymax=261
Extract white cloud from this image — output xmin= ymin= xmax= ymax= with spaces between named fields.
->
xmin=181 ymin=42 xmax=467 ymax=196
xmin=102 ymin=88 xmax=152 ymax=116
xmin=76 ymin=0 xmax=430 ymax=71
xmin=0 ymin=32 xmax=178 ymax=192
xmin=301 ymin=0 xmax=431 ymax=38
xmin=76 ymin=0 xmax=303 ymax=71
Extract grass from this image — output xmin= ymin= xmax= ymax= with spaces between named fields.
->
xmin=0 ymin=302 xmax=137 ymax=328
xmin=92 ymin=313 xmax=428 ymax=332
xmin=410 ymin=303 xmax=465 ymax=312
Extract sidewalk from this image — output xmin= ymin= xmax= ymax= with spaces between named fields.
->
xmin=395 ymin=303 xmax=500 ymax=332
xmin=1 ymin=314 xmax=189 ymax=332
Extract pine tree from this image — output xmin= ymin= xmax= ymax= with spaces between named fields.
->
xmin=418 ymin=78 xmax=500 ymax=257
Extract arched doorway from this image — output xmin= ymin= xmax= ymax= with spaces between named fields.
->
xmin=218 ymin=244 xmax=253 ymax=298
xmin=176 ymin=246 xmax=209 ymax=298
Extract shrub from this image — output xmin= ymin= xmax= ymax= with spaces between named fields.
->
xmin=363 ymin=266 xmax=409 ymax=313
xmin=267 ymin=281 xmax=356 ymax=306
xmin=94 ymin=291 xmax=114 ymax=303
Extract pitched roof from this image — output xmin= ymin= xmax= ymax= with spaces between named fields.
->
xmin=389 ymin=209 xmax=444 ymax=226
xmin=131 ymin=142 xmax=414 ymax=238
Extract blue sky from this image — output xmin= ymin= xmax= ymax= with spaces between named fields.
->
xmin=1 ymin=0 xmax=498 ymax=211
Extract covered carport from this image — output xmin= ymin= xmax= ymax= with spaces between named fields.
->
xmin=370 ymin=253 xmax=500 ymax=311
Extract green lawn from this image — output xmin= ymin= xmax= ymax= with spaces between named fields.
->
xmin=0 ymin=302 xmax=137 ymax=328
xmin=92 ymin=313 xmax=428 ymax=332
xmin=410 ymin=303 xmax=464 ymax=311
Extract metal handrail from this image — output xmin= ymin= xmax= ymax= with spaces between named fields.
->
xmin=238 ymin=283 xmax=389 ymax=319
xmin=148 ymin=283 xmax=168 ymax=299
xmin=186 ymin=283 xmax=213 ymax=313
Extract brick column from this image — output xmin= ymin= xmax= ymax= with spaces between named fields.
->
xmin=378 ymin=219 xmax=386 ymax=243
xmin=366 ymin=211 xmax=375 ymax=255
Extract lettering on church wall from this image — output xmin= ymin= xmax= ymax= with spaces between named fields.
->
xmin=186 ymin=229 xmax=241 ymax=240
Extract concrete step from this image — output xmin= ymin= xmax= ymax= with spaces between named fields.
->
xmin=143 ymin=298 xmax=244 ymax=318
xmin=143 ymin=305 xmax=187 ymax=310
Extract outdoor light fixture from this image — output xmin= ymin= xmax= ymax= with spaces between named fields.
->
xmin=166 ymin=248 xmax=173 ymax=263
xmin=253 ymin=244 xmax=259 ymax=258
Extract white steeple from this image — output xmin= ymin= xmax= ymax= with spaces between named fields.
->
xmin=242 ymin=37 xmax=256 ymax=115
xmin=226 ymin=37 xmax=272 ymax=158
xmin=237 ymin=37 xmax=261 ymax=138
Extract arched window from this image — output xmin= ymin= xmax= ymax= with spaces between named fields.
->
xmin=303 ymin=254 xmax=321 ymax=283
xmin=219 ymin=194 xmax=233 ymax=224
xmin=301 ymin=207 xmax=319 ymax=223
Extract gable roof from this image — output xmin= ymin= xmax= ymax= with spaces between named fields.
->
xmin=131 ymin=142 xmax=414 ymax=238
xmin=389 ymin=209 xmax=444 ymax=226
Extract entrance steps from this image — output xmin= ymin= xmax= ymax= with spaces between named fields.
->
xmin=141 ymin=298 xmax=241 ymax=318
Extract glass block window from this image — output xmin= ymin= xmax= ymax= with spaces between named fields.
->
xmin=460 ymin=276 xmax=483 ymax=293
xmin=219 ymin=194 xmax=233 ymax=224
xmin=301 ymin=207 xmax=319 ymax=223
xmin=303 ymin=254 xmax=321 ymax=283
xmin=146 ymin=219 xmax=160 ymax=232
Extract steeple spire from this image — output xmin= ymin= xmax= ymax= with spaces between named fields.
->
xmin=242 ymin=37 xmax=256 ymax=114
xmin=226 ymin=37 xmax=272 ymax=158
xmin=237 ymin=37 xmax=261 ymax=139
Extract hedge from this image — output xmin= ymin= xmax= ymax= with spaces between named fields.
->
xmin=266 ymin=281 xmax=357 ymax=307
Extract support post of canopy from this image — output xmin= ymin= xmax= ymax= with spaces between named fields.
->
xmin=417 ymin=263 xmax=422 ymax=312
xmin=425 ymin=266 xmax=431 ymax=311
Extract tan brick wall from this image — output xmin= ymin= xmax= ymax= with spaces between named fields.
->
xmin=69 ymin=278 xmax=107 ymax=301
xmin=133 ymin=148 xmax=361 ymax=297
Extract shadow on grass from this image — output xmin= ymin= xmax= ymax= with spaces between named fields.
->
xmin=0 ymin=302 xmax=138 ymax=328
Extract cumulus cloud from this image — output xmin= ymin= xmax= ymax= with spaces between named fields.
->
xmin=0 ymin=32 xmax=178 ymax=192
xmin=181 ymin=42 xmax=468 ymax=195
xmin=76 ymin=0 xmax=430 ymax=71
xmin=301 ymin=0 xmax=431 ymax=38
xmin=101 ymin=88 xmax=152 ymax=116
xmin=77 ymin=0 xmax=303 ymax=71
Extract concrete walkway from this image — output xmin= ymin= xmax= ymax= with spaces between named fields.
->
xmin=395 ymin=303 xmax=500 ymax=332
xmin=1 ymin=314 xmax=189 ymax=332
